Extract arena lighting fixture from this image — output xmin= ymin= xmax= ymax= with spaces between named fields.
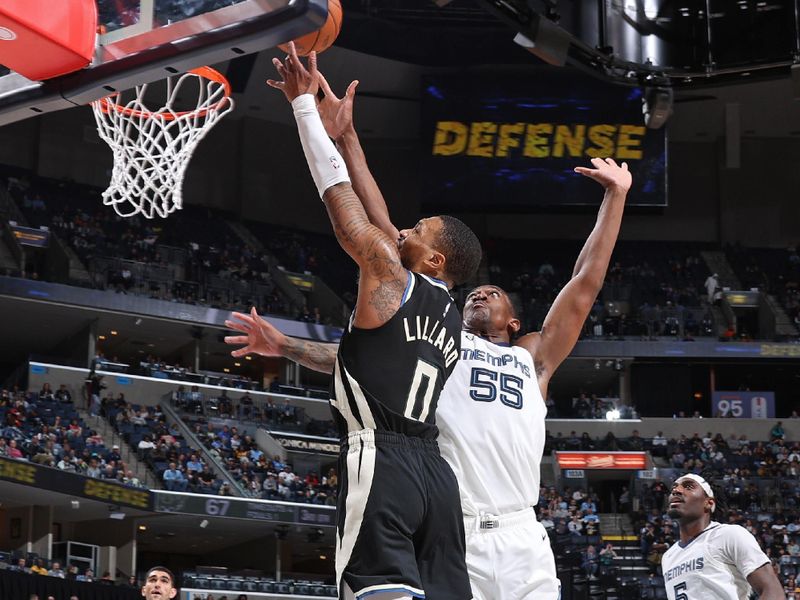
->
xmin=606 ymin=409 xmax=621 ymax=421
xmin=70 ymin=500 xmax=80 ymax=509
xmin=234 ymin=362 xmax=241 ymax=367
xmin=109 ymin=511 xmax=125 ymax=520
xmin=245 ymin=356 xmax=252 ymax=361
xmin=199 ymin=519 xmax=209 ymax=529
xmin=138 ymin=525 xmax=147 ymax=531
xmin=110 ymin=330 xmax=118 ymax=335
xmin=98 ymin=335 xmax=106 ymax=341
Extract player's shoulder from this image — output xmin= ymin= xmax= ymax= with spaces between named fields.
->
xmin=710 ymin=522 xmax=755 ymax=543
xmin=413 ymin=272 xmax=451 ymax=295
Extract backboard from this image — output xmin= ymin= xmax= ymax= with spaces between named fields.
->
xmin=0 ymin=0 xmax=327 ymax=126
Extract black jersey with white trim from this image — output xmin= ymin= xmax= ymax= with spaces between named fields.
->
xmin=330 ymin=272 xmax=462 ymax=440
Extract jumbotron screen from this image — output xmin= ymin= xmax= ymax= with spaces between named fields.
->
xmin=420 ymin=68 xmax=667 ymax=211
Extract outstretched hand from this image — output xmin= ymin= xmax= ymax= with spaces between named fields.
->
xmin=317 ymin=72 xmax=359 ymax=141
xmin=574 ymin=157 xmax=632 ymax=192
xmin=266 ymin=41 xmax=319 ymax=102
xmin=224 ymin=307 xmax=288 ymax=358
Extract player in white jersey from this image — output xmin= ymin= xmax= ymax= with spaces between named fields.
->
xmin=225 ymin=69 xmax=632 ymax=599
xmin=662 ymin=474 xmax=784 ymax=600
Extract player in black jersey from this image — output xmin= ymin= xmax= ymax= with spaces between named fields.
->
xmin=226 ymin=44 xmax=480 ymax=600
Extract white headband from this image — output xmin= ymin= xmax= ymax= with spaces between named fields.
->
xmin=677 ymin=474 xmax=715 ymax=511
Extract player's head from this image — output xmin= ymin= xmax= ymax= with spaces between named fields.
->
xmin=398 ymin=216 xmax=481 ymax=288
xmin=463 ymin=285 xmax=520 ymax=339
xmin=667 ymin=473 xmax=722 ymax=523
xmin=142 ymin=566 xmax=177 ymax=600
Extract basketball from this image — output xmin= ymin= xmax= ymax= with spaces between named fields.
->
xmin=278 ymin=0 xmax=342 ymax=56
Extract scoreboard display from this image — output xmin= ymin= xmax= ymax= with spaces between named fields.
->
xmin=421 ymin=68 xmax=667 ymax=211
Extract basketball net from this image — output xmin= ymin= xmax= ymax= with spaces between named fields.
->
xmin=91 ymin=67 xmax=234 ymax=219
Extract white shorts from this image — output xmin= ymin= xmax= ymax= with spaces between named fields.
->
xmin=464 ymin=507 xmax=560 ymax=600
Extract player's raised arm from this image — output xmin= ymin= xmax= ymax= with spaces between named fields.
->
xmin=267 ymin=43 xmax=407 ymax=329
xmin=316 ymin=71 xmax=399 ymax=241
xmin=516 ymin=157 xmax=630 ymax=391
xmin=224 ymin=307 xmax=338 ymax=373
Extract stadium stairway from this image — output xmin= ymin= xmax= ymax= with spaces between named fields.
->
xmin=0 ymin=232 xmax=19 ymax=273
xmin=80 ymin=407 xmax=159 ymax=488
xmin=766 ymin=293 xmax=800 ymax=338
xmin=700 ymin=250 xmax=741 ymax=290
xmin=225 ymin=219 xmax=309 ymax=315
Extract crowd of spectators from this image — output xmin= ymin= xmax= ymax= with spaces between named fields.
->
xmin=102 ymin=397 xmax=225 ymax=494
xmin=4 ymin=166 xmax=798 ymax=341
xmin=485 ymin=239 xmax=716 ymax=341
xmin=4 ymin=170 xmax=292 ymax=317
xmin=189 ymin=419 xmax=337 ymax=504
xmin=0 ymin=384 xmax=144 ymax=488
xmin=173 ymin=385 xmax=337 ymax=437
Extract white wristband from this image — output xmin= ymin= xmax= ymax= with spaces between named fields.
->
xmin=291 ymin=94 xmax=350 ymax=199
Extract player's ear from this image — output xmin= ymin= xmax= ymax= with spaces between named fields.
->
xmin=508 ymin=318 xmax=521 ymax=336
xmin=425 ymin=250 xmax=446 ymax=274
xmin=168 ymin=587 xmax=177 ymax=599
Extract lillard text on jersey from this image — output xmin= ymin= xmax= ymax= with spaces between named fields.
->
xmin=403 ymin=315 xmax=459 ymax=368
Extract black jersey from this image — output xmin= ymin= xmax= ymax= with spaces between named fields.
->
xmin=330 ymin=272 xmax=462 ymax=439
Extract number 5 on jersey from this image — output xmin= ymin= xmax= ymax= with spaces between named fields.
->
xmin=673 ymin=582 xmax=688 ymax=600
xmin=469 ymin=367 xmax=524 ymax=409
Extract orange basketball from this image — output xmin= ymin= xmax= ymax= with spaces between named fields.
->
xmin=278 ymin=0 xmax=342 ymax=56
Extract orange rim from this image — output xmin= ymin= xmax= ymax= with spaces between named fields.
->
xmin=97 ymin=66 xmax=233 ymax=120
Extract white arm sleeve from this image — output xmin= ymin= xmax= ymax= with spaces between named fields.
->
xmin=291 ymin=94 xmax=350 ymax=198
xmin=719 ymin=524 xmax=770 ymax=578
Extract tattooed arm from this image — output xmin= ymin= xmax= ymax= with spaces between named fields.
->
xmin=284 ymin=337 xmax=338 ymax=373
xmin=225 ymin=308 xmax=338 ymax=373
xmin=323 ymin=183 xmax=408 ymax=329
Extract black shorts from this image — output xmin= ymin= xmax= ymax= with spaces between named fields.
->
xmin=336 ymin=429 xmax=471 ymax=600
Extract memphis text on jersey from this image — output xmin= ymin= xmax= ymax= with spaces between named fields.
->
xmin=462 ymin=342 xmax=532 ymax=379
xmin=403 ymin=316 xmax=459 ymax=368
xmin=664 ymin=557 xmax=705 ymax=583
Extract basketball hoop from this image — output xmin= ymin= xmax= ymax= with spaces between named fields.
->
xmin=91 ymin=66 xmax=234 ymax=219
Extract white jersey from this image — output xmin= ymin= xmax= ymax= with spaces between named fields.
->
xmin=436 ymin=332 xmax=545 ymax=516
xmin=661 ymin=522 xmax=770 ymax=600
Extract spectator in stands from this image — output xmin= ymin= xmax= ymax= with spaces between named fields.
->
xmin=598 ymin=542 xmax=618 ymax=571
xmin=163 ymin=461 xmax=188 ymax=491
xmin=771 ymin=421 xmax=786 ymax=440
xmin=138 ymin=435 xmax=155 ymax=458
xmin=582 ymin=545 xmax=599 ymax=579
xmin=186 ymin=453 xmax=204 ymax=473
xmin=12 ymin=557 xmax=30 ymax=573
xmin=269 ymin=376 xmax=281 ymax=393
xmin=86 ymin=457 xmax=102 ymax=478
xmin=39 ymin=382 xmax=55 ymax=401
xmin=31 ymin=558 xmax=48 ymax=575
xmin=568 ymin=515 xmax=583 ymax=536
xmin=7 ymin=439 xmax=23 ymax=459
xmin=48 ymin=561 xmax=65 ymax=578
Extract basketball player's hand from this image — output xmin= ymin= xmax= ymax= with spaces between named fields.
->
xmin=266 ymin=41 xmax=319 ymax=101
xmin=574 ymin=157 xmax=632 ymax=193
xmin=317 ymin=72 xmax=358 ymax=141
xmin=224 ymin=307 xmax=288 ymax=358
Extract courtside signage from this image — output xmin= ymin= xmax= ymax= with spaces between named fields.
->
xmin=154 ymin=491 xmax=335 ymax=526
xmin=0 ymin=456 xmax=152 ymax=509
xmin=555 ymin=451 xmax=647 ymax=470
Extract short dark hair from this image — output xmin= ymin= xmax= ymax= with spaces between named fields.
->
xmin=145 ymin=566 xmax=176 ymax=588
xmin=435 ymin=216 xmax=482 ymax=287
